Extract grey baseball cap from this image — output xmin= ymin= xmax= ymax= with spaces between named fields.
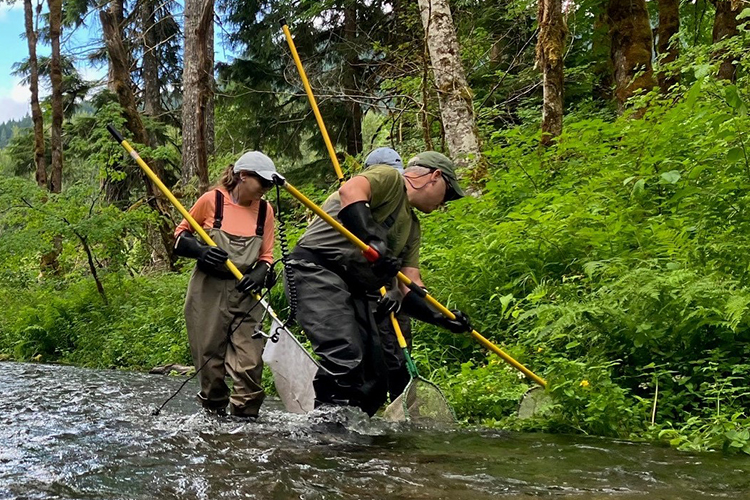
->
xmin=407 ymin=151 xmax=465 ymax=201
xmin=365 ymin=147 xmax=404 ymax=173
xmin=233 ymin=151 xmax=284 ymax=182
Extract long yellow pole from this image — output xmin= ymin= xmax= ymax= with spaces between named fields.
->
xmin=281 ymin=181 xmax=547 ymax=388
xmin=281 ymin=19 xmax=417 ymax=382
xmin=280 ymin=19 xmax=345 ymax=184
xmin=279 ymin=22 xmax=546 ymax=388
xmin=107 ymin=125 xmax=247 ymax=286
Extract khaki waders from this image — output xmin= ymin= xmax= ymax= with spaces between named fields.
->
xmin=184 ymin=194 xmax=268 ymax=417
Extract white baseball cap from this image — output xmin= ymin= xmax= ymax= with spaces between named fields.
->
xmin=233 ymin=151 xmax=285 ymax=182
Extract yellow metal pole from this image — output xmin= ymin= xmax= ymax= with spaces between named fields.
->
xmin=279 ymin=22 xmax=546 ymax=388
xmin=280 ymin=179 xmax=547 ymax=388
xmin=107 ymin=125 xmax=248 ymax=285
xmin=280 ymin=19 xmax=345 ymax=184
xmin=381 ymin=287 xmax=408 ymax=350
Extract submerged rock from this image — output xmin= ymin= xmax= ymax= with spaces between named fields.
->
xmin=149 ymin=363 xmax=194 ymax=376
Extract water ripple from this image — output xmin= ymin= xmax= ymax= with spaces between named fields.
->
xmin=2 ymin=361 xmax=750 ymax=499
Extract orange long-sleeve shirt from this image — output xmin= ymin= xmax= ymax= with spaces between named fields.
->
xmin=174 ymin=187 xmax=275 ymax=264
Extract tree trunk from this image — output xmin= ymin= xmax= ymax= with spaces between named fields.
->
xmin=106 ymin=0 xmax=125 ymax=93
xmin=536 ymin=0 xmax=567 ymax=146
xmin=101 ymin=9 xmax=150 ymax=147
xmin=712 ymin=0 xmax=744 ymax=81
xmin=205 ymin=18 xmax=215 ymax=157
xmin=101 ymin=5 xmax=176 ymax=267
xmin=141 ymin=0 xmax=162 ymax=119
xmin=140 ymin=0 xmax=167 ymax=189
xmin=421 ymin=40 xmax=434 ymax=150
xmin=182 ymin=0 xmax=213 ymax=194
xmin=343 ymin=3 xmax=363 ymax=157
xmin=656 ymin=0 xmax=680 ymax=92
xmin=592 ymin=11 xmax=613 ymax=102
xmin=417 ymin=0 xmax=482 ymax=168
xmin=47 ymin=0 xmax=63 ymax=193
xmin=24 ymin=0 xmax=46 ymax=189
xmin=607 ymin=0 xmax=657 ymax=114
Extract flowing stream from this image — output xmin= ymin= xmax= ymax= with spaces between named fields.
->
xmin=2 ymin=361 xmax=749 ymax=499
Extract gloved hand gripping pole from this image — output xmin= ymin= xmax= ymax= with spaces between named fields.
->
xmin=275 ymin=177 xmax=547 ymax=388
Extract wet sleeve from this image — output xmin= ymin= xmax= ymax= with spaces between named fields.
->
xmin=258 ymin=203 xmax=275 ymax=264
xmin=173 ymin=191 xmax=214 ymax=238
xmin=359 ymin=167 xmax=403 ymax=208
xmin=401 ymin=220 xmax=421 ymax=269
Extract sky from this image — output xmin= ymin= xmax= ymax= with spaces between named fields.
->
xmin=0 ymin=3 xmax=108 ymax=123
xmin=0 ymin=3 xmax=112 ymax=123
xmin=0 ymin=3 xmax=235 ymax=125
xmin=0 ymin=3 xmax=36 ymax=123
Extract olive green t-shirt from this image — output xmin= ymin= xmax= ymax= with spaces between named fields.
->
xmin=297 ymin=165 xmax=421 ymax=271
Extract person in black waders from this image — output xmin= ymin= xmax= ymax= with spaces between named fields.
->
xmin=173 ymin=151 xmax=281 ymax=418
xmin=362 ymin=147 xmax=413 ymax=403
xmin=286 ymin=151 xmax=473 ymax=417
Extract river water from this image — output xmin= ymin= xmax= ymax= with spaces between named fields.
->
xmin=2 ymin=361 xmax=749 ymax=499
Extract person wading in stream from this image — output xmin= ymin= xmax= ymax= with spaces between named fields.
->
xmin=287 ymin=151 xmax=473 ymax=416
xmin=173 ymin=151 xmax=279 ymax=418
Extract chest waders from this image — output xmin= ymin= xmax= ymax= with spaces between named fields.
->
xmin=184 ymin=190 xmax=268 ymax=417
xmin=286 ymin=199 xmax=407 ymax=417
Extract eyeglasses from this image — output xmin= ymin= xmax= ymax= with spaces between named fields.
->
xmin=404 ymin=167 xmax=451 ymax=203
xmin=427 ymin=168 xmax=450 ymax=204
xmin=246 ymin=172 xmax=274 ymax=189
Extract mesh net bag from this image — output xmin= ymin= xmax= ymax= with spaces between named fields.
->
xmin=517 ymin=386 xmax=554 ymax=419
xmin=383 ymin=378 xmax=456 ymax=423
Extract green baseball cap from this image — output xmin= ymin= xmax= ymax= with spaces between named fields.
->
xmin=407 ymin=151 xmax=465 ymax=202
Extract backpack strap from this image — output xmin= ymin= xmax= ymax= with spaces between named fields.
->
xmin=213 ymin=190 xmax=224 ymax=229
xmin=256 ymin=200 xmax=268 ymax=237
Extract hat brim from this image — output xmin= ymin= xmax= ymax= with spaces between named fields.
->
xmin=444 ymin=177 xmax=464 ymax=202
xmin=254 ymin=171 xmax=285 ymax=182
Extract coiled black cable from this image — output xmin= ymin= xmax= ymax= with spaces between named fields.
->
xmin=275 ymin=183 xmax=298 ymax=326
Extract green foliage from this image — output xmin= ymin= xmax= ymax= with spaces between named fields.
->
xmin=434 ymin=356 xmax=530 ymax=425
xmin=402 ymin=76 xmax=750 ymax=448
xmin=653 ymin=413 xmax=750 ymax=455
xmin=0 ymin=273 xmax=190 ymax=369
xmin=0 ymin=115 xmax=32 ymax=149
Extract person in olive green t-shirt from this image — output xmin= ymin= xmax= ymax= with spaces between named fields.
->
xmin=286 ymin=151 xmax=473 ymax=416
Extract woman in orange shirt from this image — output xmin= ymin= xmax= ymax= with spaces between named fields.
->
xmin=173 ymin=151 xmax=281 ymax=418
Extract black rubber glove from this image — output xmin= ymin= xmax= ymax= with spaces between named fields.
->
xmin=368 ymin=239 xmax=402 ymax=279
xmin=236 ymin=261 xmax=270 ymax=295
xmin=438 ymin=310 xmax=473 ymax=334
xmin=374 ymin=287 xmax=403 ymax=323
xmin=174 ymin=231 xmax=229 ymax=275
xmin=338 ymin=200 xmax=383 ymax=244
xmin=264 ymin=264 xmax=278 ymax=290
xmin=338 ymin=201 xmax=401 ymax=279
xmin=401 ymin=291 xmax=473 ymax=334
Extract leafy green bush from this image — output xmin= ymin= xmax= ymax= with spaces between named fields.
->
xmin=406 ymin=77 xmax=750 ymax=447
